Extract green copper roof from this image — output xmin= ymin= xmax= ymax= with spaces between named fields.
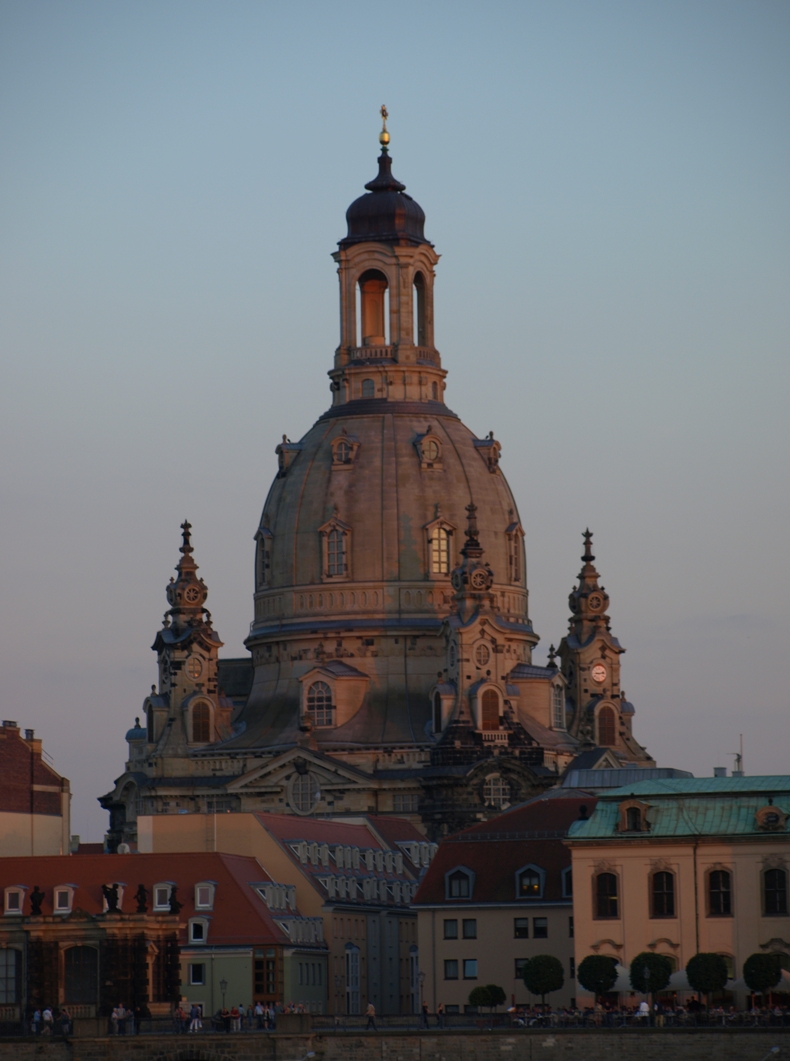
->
xmin=567 ymin=775 xmax=790 ymax=840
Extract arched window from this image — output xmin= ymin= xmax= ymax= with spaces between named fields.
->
xmin=359 ymin=270 xmax=388 ymax=346
xmin=709 ymin=869 xmax=732 ymax=916
xmin=480 ymin=689 xmax=500 ymax=731
xmin=518 ymin=867 xmax=543 ymax=898
xmin=307 ymin=681 xmax=334 ymax=727
xmin=509 ymin=535 xmax=521 ymax=583
xmin=552 ymin=686 xmax=565 ymax=729
xmin=64 ymin=946 xmax=98 ymax=1004
xmin=334 ymin=439 xmax=351 ymax=464
xmin=765 ymin=868 xmax=788 ymax=915
xmin=146 ymin=706 xmax=155 ymax=743
xmin=447 ymin=869 xmax=472 ymax=899
xmin=433 ymin=692 xmax=442 ymax=733
xmin=361 ymin=378 xmax=375 ymax=399
xmin=595 ymin=873 xmax=619 ymax=919
xmin=256 ymin=532 xmax=271 ymax=588
xmin=422 ymin=438 xmax=441 ymax=463
xmin=413 ymin=271 xmax=426 ymax=346
xmin=483 ymin=774 xmax=510 ymax=808
xmin=192 ymin=702 xmax=211 ymax=743
xmin=652 ymin=871 xmax=675 ymax=917
xmin=430 ymin=526 xmax=450 ymax=574
xmin=597 ymin=706 xmax=616 ymax=746
xmin=431 ymin=381 xmax=438 ymax=400
xmin=626 ymin=807 xmax=642 ymax=831
xmin=0 ymin=948 xmax=21 ymax=1004
xmin=327 ymin=528 xmax=347 ymax=576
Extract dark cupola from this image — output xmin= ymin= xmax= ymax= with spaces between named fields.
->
xmin=341 ymin=106 xmax=430 ymax=248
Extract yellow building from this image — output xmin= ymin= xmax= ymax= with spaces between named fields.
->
xmin=566 ymin=776 xmax=790 ymax=1006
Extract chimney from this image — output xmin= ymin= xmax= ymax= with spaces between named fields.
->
xmin=713 ymin=767 xmax=727 ymax=778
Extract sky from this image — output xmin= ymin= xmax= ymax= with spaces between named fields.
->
xmin=1 ymin=0 xmax=788 ymax=842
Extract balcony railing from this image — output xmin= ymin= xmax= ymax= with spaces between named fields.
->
xmin=348 ymin=346 xmax=439 ymax=365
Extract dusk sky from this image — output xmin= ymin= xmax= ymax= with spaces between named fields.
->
xmin=1 ymin=1 xmax=788 ymax=841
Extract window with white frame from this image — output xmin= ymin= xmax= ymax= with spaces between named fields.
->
xmin=306 ymin=681 xmax=334 ymax=727
xmin=517 ymin=865 xmax=545 ymax=899
xmin=194 ymin=883 xmax=215 ymax=910
xmin=189 ymin=963 xmax=206 ymax=986
xmin=189 ymin=919 xmax=208 ymax=944
xmin=445 ymin=868 xmax=474 ymax=900
xmin=153 ymin=884 xmax=172 ymax=911
xmin=54 ymin=887 xmax=74 ymax=914
xmin=3 ymin=889 xmax=23 ymax=915
xmin=429 ymin=526 xmax=450 ymax=574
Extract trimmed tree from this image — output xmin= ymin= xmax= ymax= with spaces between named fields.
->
xmin=685 ymin=953 xmax=729 ymax=1008
xmin=629 ymin=952 xmax=673 ymax=1006
xmin=523 ymin=954 xmax=565 ymax=1008
xmin=743 ymin=953 xmax=782 ymax=996
xmin=577 ymin=955 xmax=619 ymax=1001
xmin=468 ymin=984 xmax=492 ymax=1010
xmin=484 ymin=984 xmax=506 ymax=1010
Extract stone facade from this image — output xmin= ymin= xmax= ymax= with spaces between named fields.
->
xmin=101 ymin=134 xmax=652 ymax=850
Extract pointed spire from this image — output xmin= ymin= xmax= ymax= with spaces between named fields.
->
xmin=180 ymin=520 xmax=194 ymax=556
xmin=165 ymin=521 xmax=208 ymax=625
xmin=547 ymin=644 xmax=557 ymax=669
xmin=379 ymin=104 xmax=390 ymax=153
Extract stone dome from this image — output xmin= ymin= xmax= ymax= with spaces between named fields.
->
xmin=342 ymin=152 xmax=429 ymax=247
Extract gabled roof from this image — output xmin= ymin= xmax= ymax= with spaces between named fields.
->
xmin=413 ymin=795 xmax=597 ymax=906
xmin=0 ymin=852 xmax=294 ymax=947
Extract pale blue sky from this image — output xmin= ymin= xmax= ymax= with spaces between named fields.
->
xmin=1 ymin=1 xmax=788 ymax=840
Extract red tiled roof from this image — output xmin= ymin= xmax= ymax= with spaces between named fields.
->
xmin=414 ymin=796 xmax=597 ymax=906
xmin=0 ymin=852 xmax=291 ymax=947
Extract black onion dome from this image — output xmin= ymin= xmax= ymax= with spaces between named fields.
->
xmin=341 ymin=152 xmax=430 ymax=247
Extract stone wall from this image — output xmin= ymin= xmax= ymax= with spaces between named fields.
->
xmin=0 ymin=1030 xmax=786 ymax=1061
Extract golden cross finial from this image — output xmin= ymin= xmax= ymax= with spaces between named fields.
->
xmin=379 ymin=104 xmax=390 ymax=150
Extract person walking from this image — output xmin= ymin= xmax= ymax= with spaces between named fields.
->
xmin=189 ymin=1003 xmax=202 ymax=1032
xmin=59 ymin=1008 xmax=71 ymax=1038
xmin=231 ymin=1005 xmax=241 ymax=1032
xmin=32 ymin=1009 xmax=42 ymax=1036
xmin=238 ymin=1002 xmax=247 ymax=1030
xmin=437 ymin=1002 xmax=445 ymax=1029
xmin=42 ymin=1007 xmax=54 ymax=1035
xmin=221 ymin=1006 xmax=231 ymax=1033
xmin=421 ymin=1000 xmax=429 ymax=1028
xmin=254 ymin=1001 xmax=265 ymax=1029
xmin=366 ymin=1001 xmax=377 ymax=1031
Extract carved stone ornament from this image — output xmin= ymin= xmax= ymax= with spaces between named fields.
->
xmin=591 ymin=939 xmax=623 ymax=953
xmin=593 ymin=860 xmax=617 ymax=876
xmin=649 ymin=858 xmax=674 ymax=874
xmin=648 ymin=937 xmax=680 ymax=951
xmin=755 ymin=804 xmax=788 ymax=832
xmin=762 ymin=853 xmax=788 ymax=870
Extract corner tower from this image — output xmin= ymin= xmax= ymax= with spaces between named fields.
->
xmin=557 ymin=530 xmax=652 ymax=764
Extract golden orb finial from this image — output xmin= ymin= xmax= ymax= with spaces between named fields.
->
xmin=379 ymin=104 xmax=390 ymax=150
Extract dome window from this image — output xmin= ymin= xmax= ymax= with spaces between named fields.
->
xmin=319 ymin=512 xmax=352 ymax=581
xmin=361 ymin=378 xmax=376 ymax=399
xmin=415 ymin=429 xmax=443 ymax=471
xmin=413 ymin=271 xmax=426 ymax=347
xmin=505 ymin=517 xmax=525 ymax=584
xmin=331 ymin=430 xmax=360 ymax=468
xmin=552 ymin=685 xmax=565 ymax=729
xmin=479 ymin=688 xmax=501 ymax=731
xmin=307 ymin=681 xmax=334 ymax=727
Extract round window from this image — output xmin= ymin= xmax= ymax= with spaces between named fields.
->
xmin=289 ymin=772 xmax=320 ymax=815
xmin=423 ymin=439 xmax=440 ymax=462
xmin=475 ymin=643 xmax=491 ymax=668
xmin=186 ymin=657 xmax=203 ymax=680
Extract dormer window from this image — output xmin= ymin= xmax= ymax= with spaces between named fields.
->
xmin=626 ymin=807 xmax=642 ymax=831
xmin=4 ymin=888 xmax=23 ymax=915
xmin=195 ymin=883 xmax=215 ymax=910
xmin=516 ymin=865 xmax=545 ymax=899
xmin=153 ymin=883 xmax=172 ymax=911
xmin=306 ymin=681 xmax=334 ymax=727
xmin=478 ymin=687 xmax=501 ymax=731
xmin=191 ymin=701 xmax=212 ymax=744
xmin=189 ymin=918 xmax=208 ymax=944
xmin=54 ymin=887 xmax=74 ymax=914
xmin=618 ymin=799 xmax=650 ymax=833
xmin=561 ymin=867 xmax=573 ymax=898
xmin=445 ymin=868 xmax=474 ymax=900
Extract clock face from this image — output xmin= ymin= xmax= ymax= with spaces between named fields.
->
xmin=470 ymin=570 xmax=488 ymax=590
xmin=588 ymin=593 xmax=603 ymax=611
xmin=184 ymin=586 xmax=201 ymax=603
xmin=186 ymin=657 xmax=203 ymax=679
xmin=591 ymin=663 xmax=607 ymax=683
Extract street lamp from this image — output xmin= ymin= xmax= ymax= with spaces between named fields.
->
xmin=219 ymin=978 xmax=228 ymax=1009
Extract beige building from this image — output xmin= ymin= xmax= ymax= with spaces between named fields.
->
xmin=566 ymin=776 xmax=790 ymax=1006
xmin=101 ymin=117 xmax=653 ymax=851
xmin=138 ymin=809 xmax=430 ymax=1014
xmin=414 ymin=794 xmax=595 ymax=1012
xmin=0 ymin=719 xmax=70 ymax=857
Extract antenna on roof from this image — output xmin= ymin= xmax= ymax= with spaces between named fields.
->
xmin=731 ymin=734 xmax=744 ymax=778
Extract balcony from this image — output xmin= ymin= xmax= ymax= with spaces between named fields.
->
xmin=479 ymin=730 xmax=510 ymax=744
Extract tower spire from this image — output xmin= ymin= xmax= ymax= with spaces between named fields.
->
xmin=379 ymin=104 xmax=390 ymax=153
xmin=165 ymin=521 xmax=208 ymax=629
